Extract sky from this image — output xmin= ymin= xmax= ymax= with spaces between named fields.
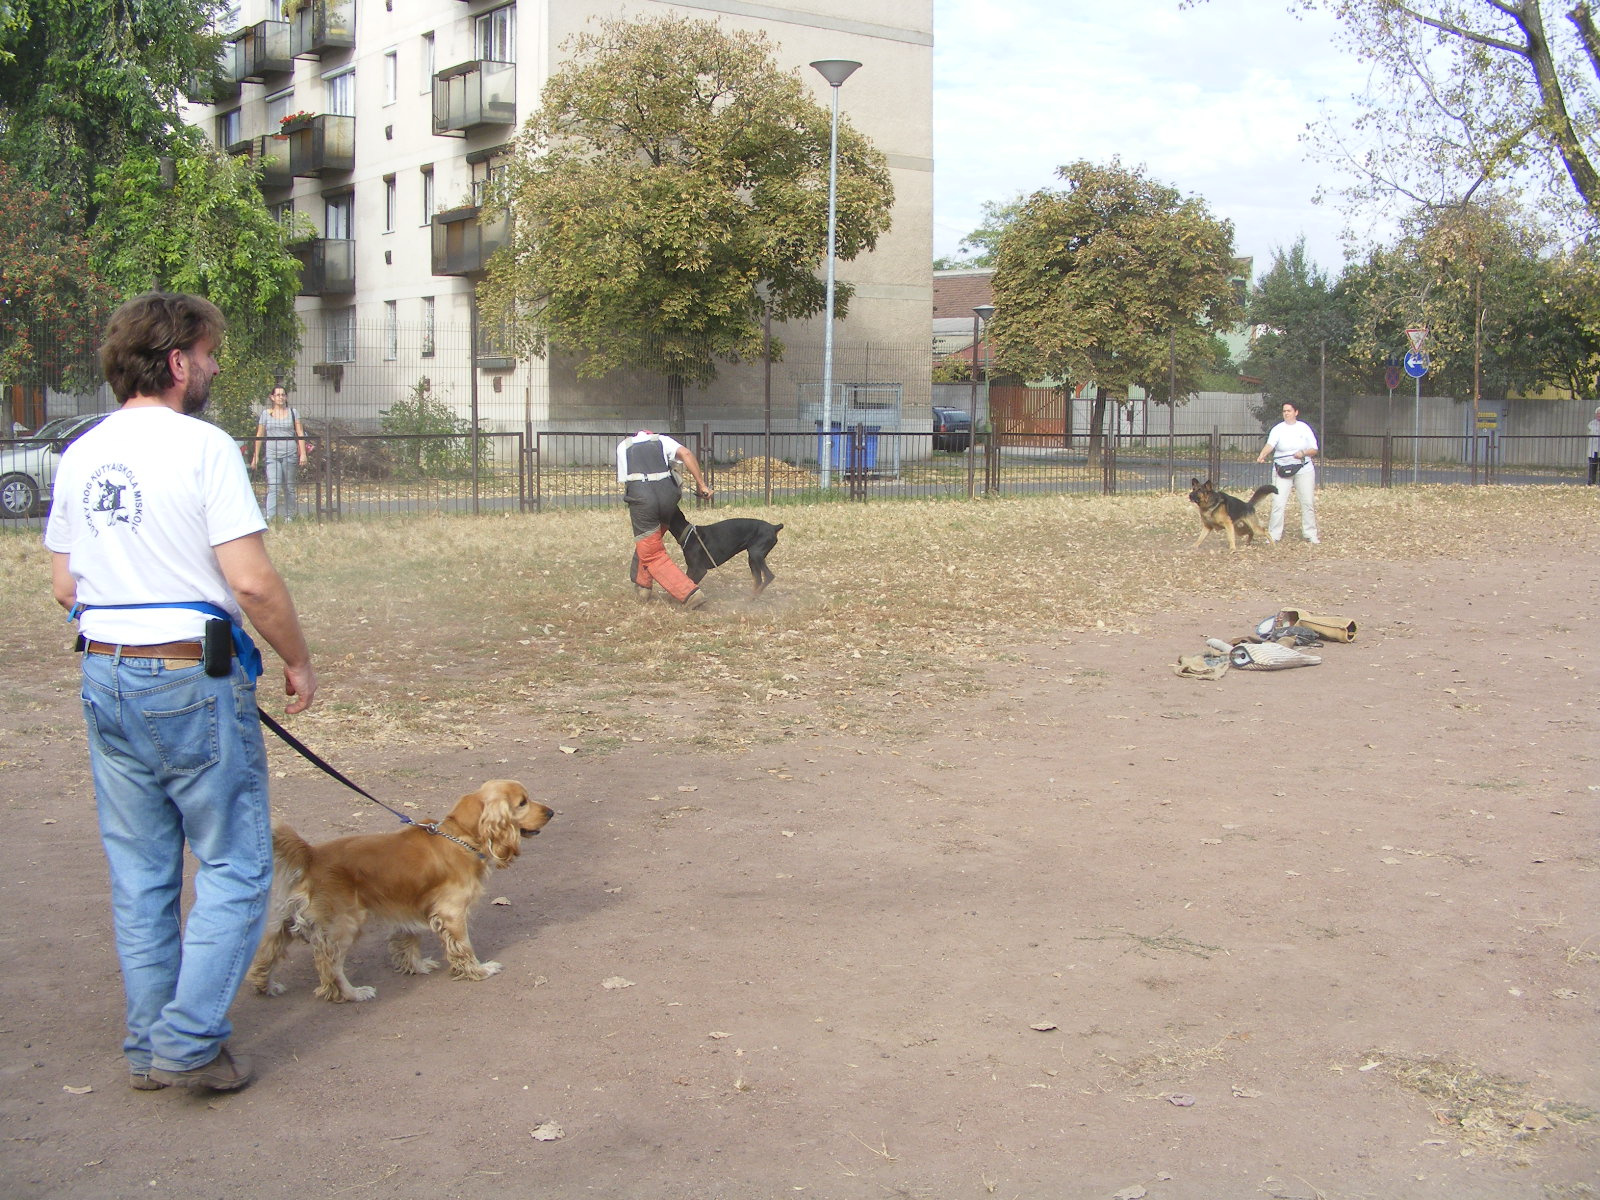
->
xmin=932 ymin=0 xmax=1376 ymax=280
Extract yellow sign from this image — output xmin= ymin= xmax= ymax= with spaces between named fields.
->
xmin=1476 ymin=412 xmax=1498 ymax=429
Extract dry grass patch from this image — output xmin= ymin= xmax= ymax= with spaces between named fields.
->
xmin=4 ymin=485 xmax=1591 ymax=762
xmin=1366 ymin=1050 xmax=1598 ymax=1162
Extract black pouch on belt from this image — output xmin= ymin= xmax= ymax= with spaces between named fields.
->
xmin=203 ymin=618 xmax=233 ymax=677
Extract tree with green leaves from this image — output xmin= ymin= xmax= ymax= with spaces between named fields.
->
xmin=990 ymin=159 xmax=1241 ymax=466
xmin=1297 ymin=1 xmax=1600 ymax=236
xmin=0 ymin=162 xmax=115 ymax=393
xmin=1538 ymin=248 xmax=1600 ymax=400
xmin=1345 ymin=199 xmax=1560 ymax=415
xmin=481 ymin=14 xmax=895 ymax=433
xmin=934 ymin=192 xmax=1027 ymax=269
xmin=1242 ymin=238 xmax=1359 ymax=442
xmin=94 ymin=150 xmax=307 ymax=436
xmin=0 ymin=0 xmax=226 ymax=224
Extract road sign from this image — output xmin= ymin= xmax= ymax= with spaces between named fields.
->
xmin=1406 ymin=327 xmax=1429 ymax=353
xmin=1403 ymin=349 xmax=1429 ymax=379
xmin=1384 ymin=365 xmax=1401 ymax=391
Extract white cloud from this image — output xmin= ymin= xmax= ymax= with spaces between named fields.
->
xmin=933 ymin=0 xmax=1372 ymax=276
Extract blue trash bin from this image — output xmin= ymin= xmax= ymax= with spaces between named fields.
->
xmin=816 ymin=423 xmax=882 ymax=472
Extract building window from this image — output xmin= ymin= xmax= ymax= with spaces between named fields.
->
xmin=476 ymin=5 xmax=514 ymax=62
xmin=471 ymin=151 xmax=510 ymax=207
xmin=325 ymin=69 xmax=354 ymax=117
xmin=421 ymin=296 xmax=436 ymax=358
xmin=384 ymin=300 xmax=398 ymax=361
xmin=265 ymin=89 xmax=293 ymax=128
xmin=383 ymin=49 xmax=397 ymax=106
xmin=325 ymin=192 xmax=353 ymax=240
xmin=420 ymin=32 xmax=435 ymax=93
xmin=217 ymin=109 xmax=241 ymax=147
xmin=268 ymin=199 xmax=294 ymax=226
xmin=420 ymin=165 xmax=434 ymax=224
xmin=383 ymin=174 xmax=397 ymax=233
xmin=325 ymin=306 xmax=355 ymax=363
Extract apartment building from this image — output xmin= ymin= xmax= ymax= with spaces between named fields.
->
xmin=188 ymin=0 xmax=933 ymax=435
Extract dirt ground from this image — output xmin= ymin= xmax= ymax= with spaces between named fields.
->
xmin=2 ymin=521 xmax=1597 ymax=1200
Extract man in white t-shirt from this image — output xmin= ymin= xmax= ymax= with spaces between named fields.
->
xmin=616 ymin=429 xmax=713 ymax=608
xmin=1256 ymin=400 xmax=1320 ymax=544
xmin=45 ymin=293 xmax=317 ymax=1094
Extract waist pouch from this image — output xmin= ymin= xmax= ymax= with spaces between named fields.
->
xmin=1275 ymin=461 xmax=1307 ymax=478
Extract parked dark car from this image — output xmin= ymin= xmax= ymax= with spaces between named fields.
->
xmin=932 ymin=405 xmax=972 ymax=451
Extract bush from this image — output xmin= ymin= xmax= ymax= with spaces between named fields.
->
xmin=380 ymin=377 xmax=474 ymax=475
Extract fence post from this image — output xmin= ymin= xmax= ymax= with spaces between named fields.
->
xmin=701 ymin=422 xmax=712 ymax=509
xmin=516 ymin=431 xmax=527 ymax=513
xmin=1102 ymin=421 xmax=1117 ymax=495
xmin=1208 ymin=427 xmax=1221 ymax=486
xmin=1381 ymin=432 xmax=1392 ymax=489
xmin=533 ymin=431 xmax=543 ymax=513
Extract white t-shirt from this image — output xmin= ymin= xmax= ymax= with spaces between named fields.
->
xmin=1265 ymin=419 xmax=1319 ymax=466
xmin=44 ymin=406 xmax=267 ymax=645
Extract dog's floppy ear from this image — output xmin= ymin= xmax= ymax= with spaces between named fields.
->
xmin=475 ymin=782 xmax=522 ymax=868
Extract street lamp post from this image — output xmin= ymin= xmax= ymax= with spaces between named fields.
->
xmin=811 ymin=58 xmax=860 ymax=490
xmin=969 ymin=304 xmax=993 ymax=498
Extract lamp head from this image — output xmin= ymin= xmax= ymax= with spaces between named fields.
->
xmin=973 ymin=304 xmax=995 ymax=322
xmin=810 ymin=59 xmax=862 ymax=88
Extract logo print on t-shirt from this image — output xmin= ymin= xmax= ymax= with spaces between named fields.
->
xmin=82 ymin=464 xmax=142 ymax=536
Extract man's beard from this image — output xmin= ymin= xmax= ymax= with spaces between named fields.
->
xmin=181 ymin=371 xmax=211 ymax=416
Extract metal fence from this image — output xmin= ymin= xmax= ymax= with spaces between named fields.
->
xmin=4 ymin=423 xmax=1593 ymax=529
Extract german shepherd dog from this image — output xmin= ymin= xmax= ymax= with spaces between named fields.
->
xmin=1188 ymin=478 xmax=1276 ymax=551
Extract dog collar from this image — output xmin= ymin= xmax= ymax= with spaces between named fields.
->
xmin=421 ymin=821 xmax=487 ymax=862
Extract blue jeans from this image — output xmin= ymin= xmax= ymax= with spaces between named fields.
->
xmin=80 ymin=652 xmax=272 ymax=1073
xmin=264 ymin=457 xmax=298 ymax=520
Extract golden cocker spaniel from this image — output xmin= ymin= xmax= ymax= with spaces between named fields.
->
xmin=247 ymin=780 xmax=553 ymax=1003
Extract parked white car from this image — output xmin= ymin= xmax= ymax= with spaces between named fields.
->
xmin=0 ymin=413 xmax=108 ymax=519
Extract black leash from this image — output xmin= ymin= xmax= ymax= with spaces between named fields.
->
xmin=257 ymin=711 xmax=486 ymax=861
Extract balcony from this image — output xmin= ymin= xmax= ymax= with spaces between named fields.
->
xmin=232 ymin=135 xmax=293 ymax=191
xmin=432 ymin=60 xmax=516 ymax=136
xmin=431 ymin=203 xmax=510 ymax=277
xmin=292 ymin=238 xmax=356 ymax=296
xmin=290 ymin=0 xmax=354 ymax=58
xmin=198 ymin=44 xmax=243 ymax=103
xmin=229 ymin=20 xmax=292 ymax=82
xmin=281 ymin=114 xmax=354 ymax=177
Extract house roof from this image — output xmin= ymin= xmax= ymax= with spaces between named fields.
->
xmin=932 ymin=269 xmax=995 ymax=320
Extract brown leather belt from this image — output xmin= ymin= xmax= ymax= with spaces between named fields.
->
xmin=85 ymin=640 xmax=204 ymax=661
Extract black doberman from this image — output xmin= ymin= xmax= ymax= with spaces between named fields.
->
xmin=666 ymin=509 xmax=784 ymax=596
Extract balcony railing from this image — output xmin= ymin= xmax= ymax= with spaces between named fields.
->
xmin=229 ymin=20 xmax=292 ymax=82
xmin=199 ymin=44 xmax=243 ymax=103
xmin=282 ymin=114 xmax=354 ymax=177
xmin=431 ymin=204 xmax=510 ymax=276
xmin=290 ymin=0 xmax=354 ymax=58
xmin=432 ymin=60 xmax=516 ymax=135
xmin=292 ymin=238 xmax=356 ymax=296
xmin=232 ymin=135 xmax=293 ymax=190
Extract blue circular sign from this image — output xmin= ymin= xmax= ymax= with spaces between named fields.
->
xmin=1403 ymin=350 xmax=1429 ymax=379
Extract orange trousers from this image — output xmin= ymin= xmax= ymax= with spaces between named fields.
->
xmin=632 ymin=527 xmax=697 ymax=602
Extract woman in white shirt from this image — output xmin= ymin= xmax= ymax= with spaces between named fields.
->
xmin=1255 ymin=400 xmax=1320 ymax=544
